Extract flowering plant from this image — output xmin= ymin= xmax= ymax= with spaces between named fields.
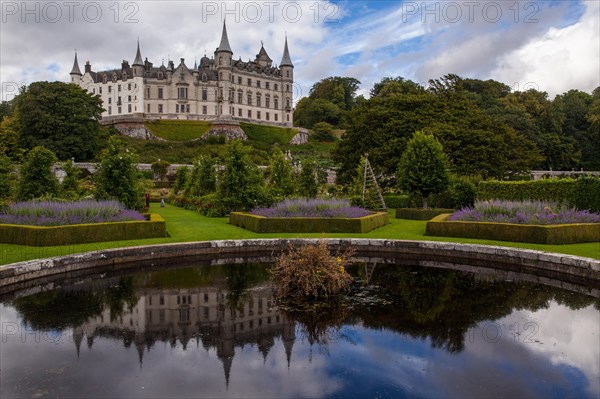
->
xmin=252 ymin=198 xmax=371 ymax=218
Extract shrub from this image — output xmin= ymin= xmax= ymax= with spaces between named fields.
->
xmin=383 ymin=195 xmax=410 ymax=209
xmin=61 ymin=159 xmax=81 ymax=199
xmin=267 ymin=148 xmax=296 ymax=201
xmin=187 ymin=156 xmax=217 ymax=197
xmin=18 ymin=146 xmax=59 ymax=200
xmin=299 ymin=158 xmax=319 ymax=198
xmin=252 ymin=198 xmax=371 ymax=218
xmin=573 ymin=176 xmax=600 ymax=213
xmin=172 ymin=166 xmax=190 ymax=195
xmin=151 ymin=159 xmax=170 ymax=182
xmin=0 ymin=199 xmax=145 ymax=226
xmin=0 ymin=155 xmax=12 ymax=200
xmin=450 ymin=200 xmax=600 ymax=225
xmin=271 ymin=241 xmax=354 ymax=300
xmin=311 ymin=122 xmax=336 ymax=142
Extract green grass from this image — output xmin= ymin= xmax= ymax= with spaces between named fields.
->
xmin=144 ymin=120 xmax=211 ymax=141
xmin=1 ymin=204 xmax=598 ymax=266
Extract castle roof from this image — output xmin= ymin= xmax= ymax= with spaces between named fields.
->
xmin=70 ymin=52 xmax=82 ymax=75
xmin=133 ymin=40 xmax=144 ymax=66
xmin=216 ymin=21 xmax=233 ymax=53
xmin=280 ymin=36 xmax=293 ymax=67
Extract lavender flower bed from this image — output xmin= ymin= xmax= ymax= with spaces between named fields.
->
xmin=0 ymin=200 xmax=145 ymax=226
xmin=450 ymin=200 xmax=600 ymax=225
xmin=252 ymin=198 xmax=371 ymax=218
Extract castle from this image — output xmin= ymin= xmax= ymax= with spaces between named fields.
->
xmin=70 ymin=21 xmax=294 ymax=130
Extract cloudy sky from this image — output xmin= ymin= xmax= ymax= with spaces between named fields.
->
xmin=1 ymin=0 xmax=598 ymax=102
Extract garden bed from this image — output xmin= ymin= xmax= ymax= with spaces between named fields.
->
xmin=396 ymin=208 xmax=455 ymax=220
xmin=425 ymin=214 xmax=600 ymax=245
xmin=0 ymin=213 xmax=167 ymax=246
xmin=230 ymin=212 xmax=389 ymax=233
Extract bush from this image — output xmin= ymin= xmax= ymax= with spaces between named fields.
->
xmin=271 ymin=241 xmax=354 ymax=300
xmin=573 ymin=176 xmax=600 ymax=213
xmin=311 ymin=122 xmax=336 ymax=142
xmin=267 ymin=148 xmax=296 ymax=201
xmin=187 ymin=156 xmax=217 ymax=197
xmin=172 ymin=166 xmax=190 ymax=195
xmin=0 ymin=155 xmax=13 ymax=200
xmin=299 ymin=158 xmax=319 ymax=198
xmin=151 ymin=159 xmax=170 ymax=182
xmin=18 ymin=146 xmax=59 ymax=200
xmin=383 ymin=195 xmax=409 ymax=209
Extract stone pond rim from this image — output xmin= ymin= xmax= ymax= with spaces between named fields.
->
xmin=0 ymin=239 xmax=598 ymax=294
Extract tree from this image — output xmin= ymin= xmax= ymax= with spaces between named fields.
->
xmin=585 ymin=87 xmax=600 ymax=170
xmin=299 ymin=158 xmax=319 ymax=198
xmin=398 ymin=132 xmax=449 ymax=209
xmin=0 ymin=115 xmax=22 ymax=161
xmin=61 ymin=159 xmax=81 ymax=197
xmin=370 ymin=77 xmax=425 ymax=97
xmin=95 ymin=136 xmax=142 ymax=210
xmin=311 ymin=122 xmax=336 ymax=142
xmin=0 ymin=155 xmax=13 ymax=200
xmin=267 ymin=148 xmax=295 ymax=201
xmin=187 ymin=156 xmax=217 ymax=197
xmin=219 ymin=140 xmax=266 ymax=212
xmin=18 ymin=146 xmax=59 ymax=200
xmin=151 ymin=159 xmax=171 ymax=182
xmin=13 ymin=81 xmax=104 ymax=161
xmin=172 ymin=166 xmax=190 ymax=194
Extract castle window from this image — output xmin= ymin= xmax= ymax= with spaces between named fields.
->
xmin=265 ymin=96 xmax=270 ymax=108
xmin=108 ymin=98 xmax=112 ymax=104
xmin=92 ymin=88 xmax=95 ymax=94
xmin=286 ymin=98 xmax=290 ymax=108
xmin=158 ymin=104 xmax=163 ymax=113
xmin=275 ymin=113 xmax=278 ymax=121
xmin=178 ymin=87 xmax=188 ymax=99
xmin=247 ymin=93 xmax=252 ymax=106
xmin=238 ymin=76 xmax=242 ymax=84
xmin=257 ymin=111 xmax=261 ymax=119
xmin=256 ymin=94 xmax=261 ymax=107
xmin=118 ymin=84 xmax=121 ymax=92
xmin=274 ymin=98 xmax=278 ymax=109
xmin=147 ymin=104 xmax=150 ymax=112
xmin=118 ymin=106 xmax=121 ymax=113
xmin=128 ymin=104 xmax=132 ymax=112
xmin=202 ymin=73 xmax=207 ymax=82
xmin=256 ymin=80 xmax=261 ymax=88
xmin=159 ymin=309 xmax=165 ymax=322
xmin=99 ymin=87 xmax=102 ymax=94
xmin=108 ymin=106 xmax=112 ymax=115
xmin=160 ymin=295 xmax=164 ymax=305
xmin=266 ymin=112 xmax=270 ymax=121
xmin=238 ymin=108 xmax=242 ymax=117
xmin=186 ymin=104 xmax=190 ymax=113
xmin=108 ymin=86 xmax=112 ymax=93
xmin=219 ymin=58 xmax=222 ymax=65
xmin=128 ymin=95 xmax=131 ymax=102
xmin=219 ymin=72 xmax=222 ymax=80
xmin=274 ymin=83 xmax=278 ymax=91
xmin=231 ymin=75 xmax=234 ymax=83
xmin=247 ymin=110 xmax=252 ymax=118
xmin=237 ymin=91 xmax=242 ymax=104
xmin=158 ymin=71 xmax=163 ymax=79
xmin=146 ymin=87 xmax=150 ymax=98
xmin=286 ymin=70 xmax=290 ymax=77
xmin=286 ymin=84 xmax=290 ymax=91
xmin=202 ymin=89 xmax=208 ymax=101
xmin=287 ymin=114 xmax=290 ymax=121
xmin=247 ymin=78 xmax=251 ymax=86
xmin=202 ymin=106 xmax=207 ymax=115
xmin=122 ymin=73 xmax=127 ymax=82
xmin=176 ymin=104 xmax=179 ymax=112
xmin=265 ymin=82 xmax=270 ymax=90
xmin=128 ymin=83 xmax=131 ymax=90
xmin=158 ymin=88 xmax=163 ymax=99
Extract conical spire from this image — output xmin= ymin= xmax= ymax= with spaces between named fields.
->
xmin=217 ymin=20 xmax=233 ymax=53
xmin=133 ymin=39 xmax=143 ymax=66
xmin=280 ymin=36 xmax=293 ymax=67
xmin=70 ymin=51 xmax=82 ymax=75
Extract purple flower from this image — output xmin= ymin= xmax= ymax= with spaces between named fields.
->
xmin=252 ymin=198 xmax=371 ymax=218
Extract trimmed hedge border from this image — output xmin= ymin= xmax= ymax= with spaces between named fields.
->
xmin=396 ymin=208 xmax=455 ymax=220
xmin=0 ymin=213 xmax=167 ymax=246
xmin=229 ymin=212 xmax=389 ymax=233
xmin=426 ymin=214 xmax=600 ymax=245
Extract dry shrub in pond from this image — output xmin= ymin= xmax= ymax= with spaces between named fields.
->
xmin=271 ymin=241 xmax=354 ymax=300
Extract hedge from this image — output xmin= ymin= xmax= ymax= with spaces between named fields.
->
xmin=0 ymin=213 xmax=167 ymax=246
xmin=383 ymin=195 xmax=410 ymax=209
xmin=396 ymin=208 xmax=455 ymax=220
xmin=230 ymin=212 xmax=389 ymax=233
xmin=477 ymin=177 xmax=600 ymax=212
xmin=425 ymin=214 xmax=600 ymax=245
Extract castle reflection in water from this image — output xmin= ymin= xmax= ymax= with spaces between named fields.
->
xmin=72 ymin=285 xmax=295 ymax=385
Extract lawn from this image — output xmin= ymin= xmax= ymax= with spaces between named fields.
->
xmin=144 ymin=120 xmax=212 ymax=141
xmin=0 ymin=204 xmax=598 ymax=266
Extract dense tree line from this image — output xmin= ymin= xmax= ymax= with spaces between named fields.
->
xmin=329 ymin=74 xmax=599 ymax=184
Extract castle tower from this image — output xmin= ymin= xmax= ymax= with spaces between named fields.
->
xmin=255 ymin=42 xmax=272 ymax=67
xmin=70 ymin=51 xmax=82 ymax=83
xmin=279 ymin=36 xmax=294 ymax=125
xmin=132 ymin=39 xmax=144 ymax=77
xmin=215 ymin=20 xmax=233 ymax=119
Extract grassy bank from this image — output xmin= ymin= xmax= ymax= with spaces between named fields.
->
xmin=0 ymin=204 xmax=598 ymax=266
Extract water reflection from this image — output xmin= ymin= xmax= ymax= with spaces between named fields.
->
xmin=1 ymin=263 xmax=599 ymax=398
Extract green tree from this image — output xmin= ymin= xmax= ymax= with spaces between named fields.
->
xmin=95 ymin=136 xmax=142 ymax=210
xmin=219 ymin=140 xmax=266 ymax=212
xmin=18 ymin=146 xmax=59 ymax=200
xmin=172 ymin=166 xmax=190 ymax=194
xmin=187 ymin=156 xmax=217 ymax=197
xmin=0 ymin=155 xmax=13 ymax=200
xmin=151 ymin=159 xmax=171 ymax=182
xmin=0 ymin=115 xmax=22 ymax=161
xmin=267 ymin=148 xmax=295 ymax=201
xmin=13 ymin=81 xmax=104 ymax=161
xmin=299 ymin=158 xmax=319 ymax=198
xmin=61 ymin=159 xmax=81 ymax=196
xmin=398 ymin=132 xmax=449 ymax=209
xmin=311 ymin=121 xmax=336 ymax=142
xmin=585 ymin=87 xmax=600 ymax=170
xmin=370 ymin=76 xmax=425 ymax=97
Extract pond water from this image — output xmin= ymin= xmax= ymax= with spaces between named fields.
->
xmin=1 ymin=261 xmax=598 ymax=398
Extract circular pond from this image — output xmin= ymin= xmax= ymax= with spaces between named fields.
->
xmin=1 ymin=259 xmax=598 ymax=398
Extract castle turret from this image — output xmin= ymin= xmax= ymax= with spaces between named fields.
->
xmin=70 ymin=51 xmax=82 ymax=83
xmin=255 ymin=42 xmax=272 ymax=67
xmin=215 ymin=20 xmax=233 ymax=118
xmin=279 ymin=36 xmax=294 ymax=125
xmin=132 ymin=40 xmax=144 ymax=77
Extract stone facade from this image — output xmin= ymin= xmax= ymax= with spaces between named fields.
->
xmin=70 ymin=22 xmax=294 ymax=128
